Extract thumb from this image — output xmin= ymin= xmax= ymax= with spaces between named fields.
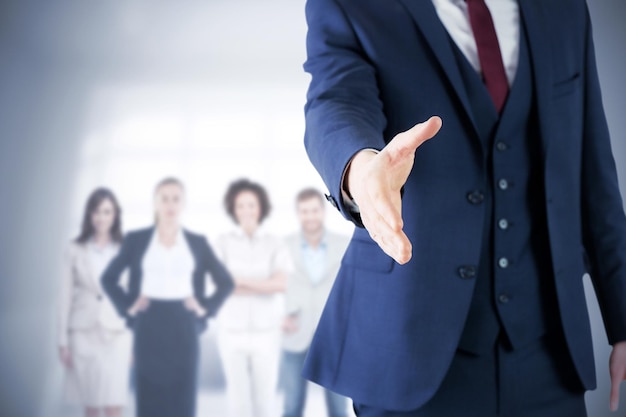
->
xmin=385 ymin=116 xmax=442 ymax=159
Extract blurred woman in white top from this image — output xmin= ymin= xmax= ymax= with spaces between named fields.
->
xmin=216 ymin=178 xmax=293 ymax=417
xmin=57 ymin=187 xmax=131 ymax=417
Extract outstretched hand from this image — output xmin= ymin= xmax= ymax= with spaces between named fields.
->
xmin=347 ymin=116 xmax=442 ymax=264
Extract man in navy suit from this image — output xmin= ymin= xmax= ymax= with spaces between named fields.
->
xmin=301 ymin=0 xmax=626 ymax=416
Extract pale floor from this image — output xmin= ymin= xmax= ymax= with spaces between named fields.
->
xmin=54 ymin=385 xmax=357 ymax=417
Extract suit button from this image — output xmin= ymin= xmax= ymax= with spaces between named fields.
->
xmin=458 ymin=265 xmax=477 ymax=279
xmin=498 ymin=294 xmax=510 ymax=304
xmin=324 ymin=193 xmax=339 ymax=210
xmin=467 ymin=191 xmax=484 ymax=205
xmin=498 ymin=218 xmax=509 ymax=230
xmin=498 ymin=179 xmax=509 ymax=190
xmin=498 ymin=257 xmax=509 ymax=269
xmin=496 ymin=141 xmax=508 ymax=151
xmin=97 ymin=295 xmax=103 ymax=301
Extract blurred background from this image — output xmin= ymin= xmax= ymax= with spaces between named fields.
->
xmin=0 ymin=0 xmax=624 ymax=416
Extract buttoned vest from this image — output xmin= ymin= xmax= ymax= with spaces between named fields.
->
xmin=453 ymin=19 xmax=560 ymax=354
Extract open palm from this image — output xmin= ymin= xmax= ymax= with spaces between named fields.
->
xmin=347 ymin=116 xmax=442 ymax=264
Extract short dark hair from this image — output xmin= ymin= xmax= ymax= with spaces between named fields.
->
xmin=224 ymin=178 xmax=271 ymax=224
xmin=295 ymin=187 xmax=325 ymax=206
xmin=75 ymin=187 xmax=123 ymax=244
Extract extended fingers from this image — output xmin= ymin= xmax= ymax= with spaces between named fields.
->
xmin=610 ymin=371 xmax=621 ymax=411
xmin=361 ymin=204 xmax=412 ymax=264
xmin=370 ymin=186 xmax=404 ymax=232
xmin=609 ymin=343 xmax=626 ymax=411
xmin=387 ymin=116 xmax=443 ymax=159
xmin=610 ymin=362 xmax=625 ymax=411
xmin=357 ymin=174 xmax=412 ymax=263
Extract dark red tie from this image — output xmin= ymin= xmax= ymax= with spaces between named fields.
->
xmin=466 ymin=0 xmax=509 ymax=113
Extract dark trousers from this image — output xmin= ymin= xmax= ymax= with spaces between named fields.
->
xmin=133 ymin=299 xmax=201 ymax=417
xmin=354 ymin=332 xmax=586 ymax=417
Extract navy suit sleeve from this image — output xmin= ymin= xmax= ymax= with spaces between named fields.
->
xmin=304 ymin=0 xmax=387 ymax=224
xmin=580 ymin=9 xmax=626 ymax=345
xmin=195 ymin=237 xmax=234 ymax=318
xmin=101 ymin=235 xmax=135 ymax=322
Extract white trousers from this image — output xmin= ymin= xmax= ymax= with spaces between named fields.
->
xmin=217 ymin=329 xmax=280 ymax=417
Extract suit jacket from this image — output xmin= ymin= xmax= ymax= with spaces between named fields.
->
xmin=101 ymin=227 xmax=234 ymax=329
xmin=57 ymin=241 xmax=128 ymax=347
xmin=282 ymin=231 xmax=350 ymax=352
xmin=302 ymin=0 xmax=626 ymax=411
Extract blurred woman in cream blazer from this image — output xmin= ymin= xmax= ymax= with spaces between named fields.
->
xmin=57 ymin=188 xmax=131 ymax=417
xmin=216 ymin=179 xmax=293 ymax=417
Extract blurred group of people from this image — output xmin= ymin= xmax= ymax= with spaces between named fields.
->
xmin=57 ymin=177 xmax=351 ymax=417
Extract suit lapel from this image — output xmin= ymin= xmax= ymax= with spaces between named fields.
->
xmin=291 ymin=235 xmax=308 ymax=282
xmin=134 ymin=227 xmax=155 ymax=286
xmin=137 ymin=228 xmax=155 ymax=257
xmin=321 ymin=232 xmax=347 ymax=284
xmin=518 ymin=0 xmax=553 ymax=161
xmin=325 ymin=234 xmax=342 ymax=277
xmin=182 ymin=229 xmax=200 ymax=270
xmin=396 ymin=0 xmax=478 ymax=137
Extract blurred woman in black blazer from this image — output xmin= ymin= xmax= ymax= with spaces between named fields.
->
xmin=102 ymin=177 xmax=234 ymax=417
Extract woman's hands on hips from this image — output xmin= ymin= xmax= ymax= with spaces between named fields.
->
xmin=127 ymin=295 xmax=150 ymax=317
xmin=184 ymin=296 xmax=208 ymax=318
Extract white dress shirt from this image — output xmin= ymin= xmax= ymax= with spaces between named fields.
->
xmin=431 ymin=0 xmax=520 ymax=85
xmin=141 ymin=229 xmax=194 ymax=300
xmin=215 ymin=228 xmax=293 ymax=331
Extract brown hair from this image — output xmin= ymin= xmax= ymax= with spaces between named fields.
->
xmin=224 ymin=178 xmax=271 ymax=224
xmin=75 ymin=187 xmax=123 ymax=244
xmin=295 ymin=187 xmax=325 ymax=206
